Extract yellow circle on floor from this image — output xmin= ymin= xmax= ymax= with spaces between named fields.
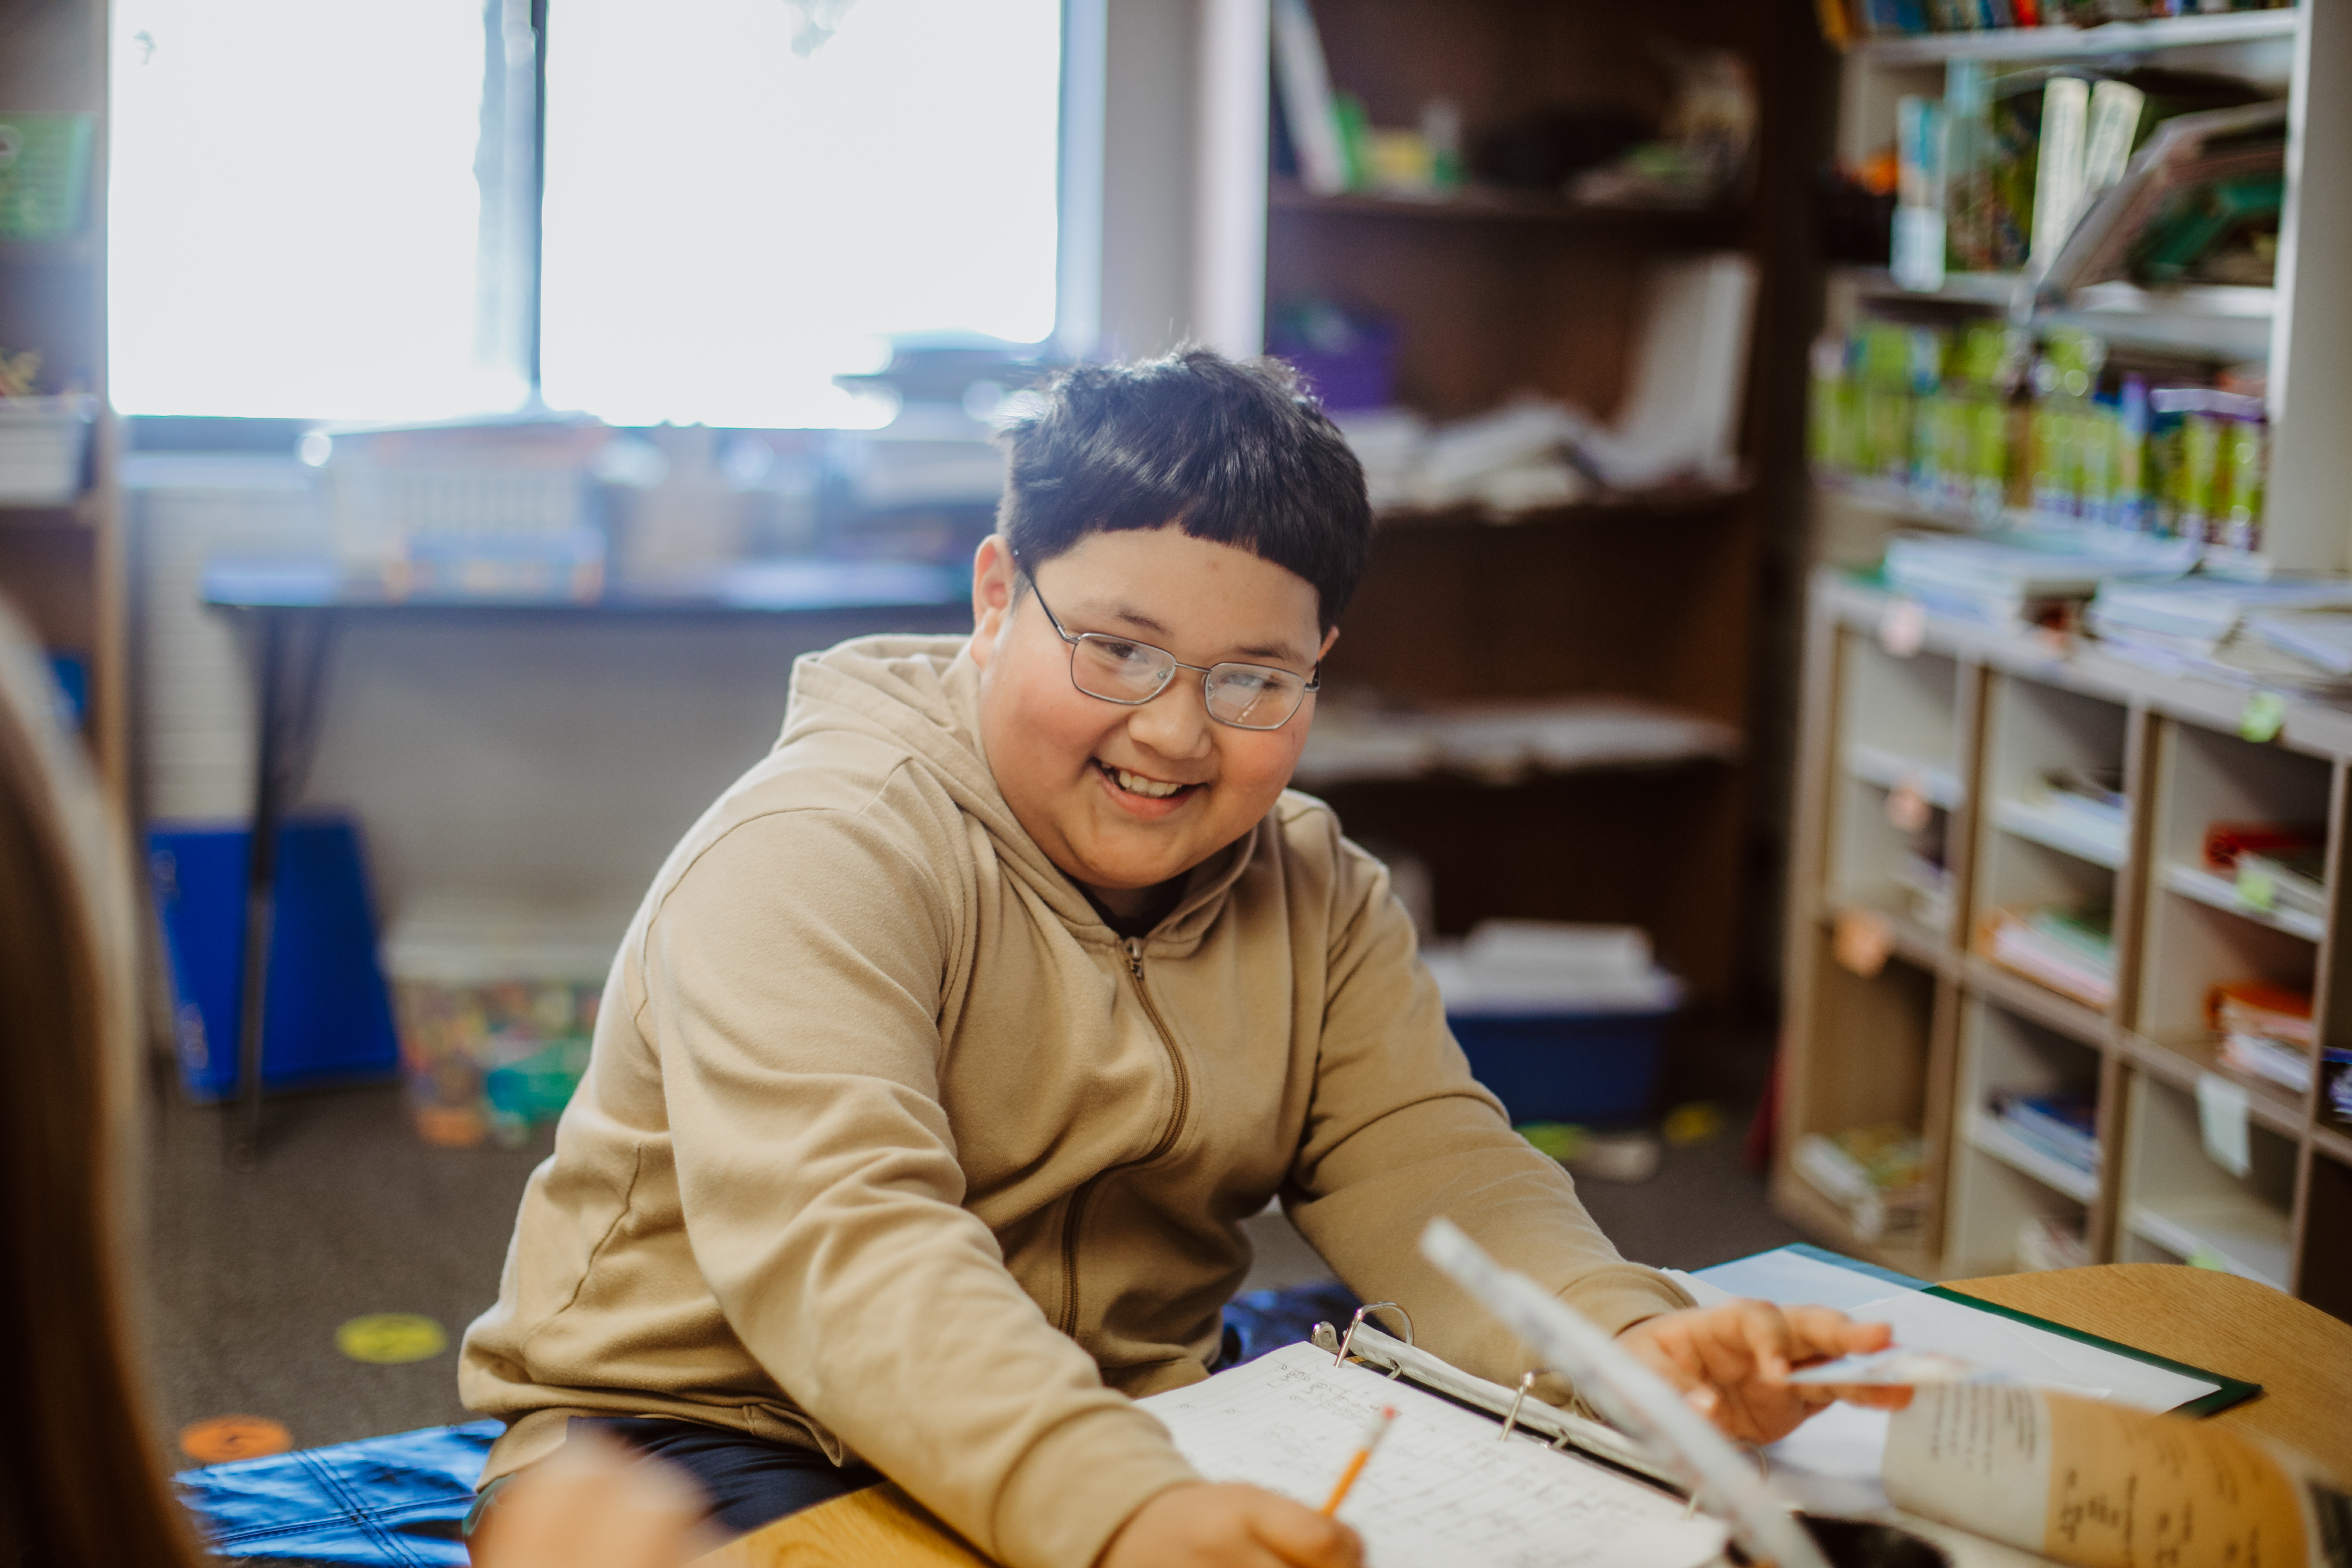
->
xmin=181 ymin=1414 xmax=294 ymax=1463
xmin=336 ymin=1313 xmax=448 ymax=1364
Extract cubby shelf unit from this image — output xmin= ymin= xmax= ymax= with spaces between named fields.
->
xmin=1778 ymin=569 xmax=2352 ymax=1324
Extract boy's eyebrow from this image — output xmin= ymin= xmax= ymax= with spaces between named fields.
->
xmin=1092 ymin=601 xmax=1310 ymax=667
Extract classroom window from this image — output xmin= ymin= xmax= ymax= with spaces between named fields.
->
xmin=108 ymin=0 xmax=1064 ymax=428
xmin=110 ymin=0 xmax=534 ymax=422
xmin=536 ymin=0 xmax=1064 ymax=429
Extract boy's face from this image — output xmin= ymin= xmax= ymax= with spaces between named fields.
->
xmin=970 ymin=526 xmax=1339 ymax=917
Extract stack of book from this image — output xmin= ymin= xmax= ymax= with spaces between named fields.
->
xmin=1881 ymin=531 xmax=2191 ymax=634
xmin=1820 ymin=0 xmax=2294 ymax=45
xmin=1792 ymin=1125 xmax=1928 ymax=1243
xmin=1988 ymin=1090 xmax=2099 ymax=1175
xmin=2204 ymin=821 xmax=2327 ymax=920
xmin=2087 ymin=576 xmax=2352 ymax=688
xmin=2009 ymin=766 xmax=2128 ymax=862
xmin=1980 ymin=904 xmax=2116 ymax=1008
xmin=2209 ymin=978 xmax=2314 ymax=1093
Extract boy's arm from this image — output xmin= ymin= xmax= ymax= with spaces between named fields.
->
xmin=1282 ymin=835 xmax=1692 ymax=1389
xmin=647 ymin=806 xmax=1195 ymax=1568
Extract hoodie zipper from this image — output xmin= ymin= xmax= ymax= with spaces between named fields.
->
xmin=1056 ymin=937 xmax=1195 ymax=1337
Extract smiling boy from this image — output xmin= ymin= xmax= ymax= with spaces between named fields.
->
xmin=460 ymin=350 xmax=1894 ymax=1568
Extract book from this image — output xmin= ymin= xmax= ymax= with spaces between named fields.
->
xmin=2036 ymin=99 xmax=2288 ymax=301
xmin=2233 ymin=845 xmax=2326 ymax=920
xmin=2030 ymin=77 xmax=2092 ymax=274
xmin=1270 ymin=0 xmax=1348 ymax=196
xmin=1991 ymin=1091 xmax=2099 ymax=1173
xmin=2245 ymin=609 xmax=2352 ymax=676
xmin=1792 ymin=1125 xmax=1927 ymax=1241
xmin=1981 ymin=905 xmax=2116 ymax=1008
xmin=2203 ymin=822 xmax=2324 ymax=876
xmin=2089 ymin=576 xmax=2352 ymax=652
xmin=2209 ymin=977 xmax=2314 ymax=1049
xmin=2219 ymin=1032 xmax=2313 ymax=1093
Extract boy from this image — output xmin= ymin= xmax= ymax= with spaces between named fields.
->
xmin=460 ymin=350 xmax=1896 ymax=1568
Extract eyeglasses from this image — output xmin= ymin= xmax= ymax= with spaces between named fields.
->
xmin=1018 ymin=561 xmax=1320 ymax=731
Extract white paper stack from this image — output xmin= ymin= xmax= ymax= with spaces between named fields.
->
xmin=1421 ymin=920 xmax=1682 ymax=1016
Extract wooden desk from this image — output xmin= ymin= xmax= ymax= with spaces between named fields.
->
xmin=1940 ymin=1263 xmax=2352 ymax=1481
xmin=701 ymin=1264 xmax=2352 ymax=1568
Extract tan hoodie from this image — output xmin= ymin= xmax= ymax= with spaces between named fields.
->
xmin=459 ymin=635 xmax=1689 ymax=1568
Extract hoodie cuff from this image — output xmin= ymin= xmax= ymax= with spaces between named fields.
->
xmin=1559 ymin=1262 xmax=1697 ymax=1340
xmin=987 ymin=1402 xmax=1201 ymax=1568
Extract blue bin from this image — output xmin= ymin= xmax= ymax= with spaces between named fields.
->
xmin=1450 ymin=1009 xmax=1674 ymax=1127
xmin=148 ymin=815 xmax=399 ymax=1101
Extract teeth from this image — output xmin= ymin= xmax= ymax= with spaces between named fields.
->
xmin=1113 ymin=765 xmax=1186 ymax=799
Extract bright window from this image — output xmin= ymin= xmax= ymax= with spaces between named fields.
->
xmin=110 ymin=0 xmax=527 ymax=421
xmin=109 ymin=0 xmax=1065 ymax=428
xmin=538 ymin=0 xmax=1063 ymax=428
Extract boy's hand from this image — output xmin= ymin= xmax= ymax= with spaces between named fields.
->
xmin=1614 ymin=1300 xmax=1916 ymax=1445
xmin=1098 ymin=1483 xmax=1364 ymax=1568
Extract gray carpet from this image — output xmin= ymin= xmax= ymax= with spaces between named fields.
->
xmin=140 ymin=1078 xmax=1802 ymax=1461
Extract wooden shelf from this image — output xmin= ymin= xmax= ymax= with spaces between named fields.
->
xmin=1852 ymin=9 xmax=2299 ymax=64
xmin=2125 ymin=1196 xmax=2292 ymax=1289
xmin=2162 ymin=862 xmax=2326 ymax=943
xmin=1770 ymin=1170 xmax=1941 ymax=1281
xmin=1993 ymin=795 xmax=2127 ymax=870
xmin=2114 ymin=1029 xmax=2310 ymax=1137
xmin=1787 ymin=0 xmax=2352 ymax=1321
xmin=1372 ymin=483 xmax=1749 ymax=530
xmin=1269 ymin=177 xmax=1743 ymax=233
xmin=1965 ymin=1104 xmax=2100 ymax=1204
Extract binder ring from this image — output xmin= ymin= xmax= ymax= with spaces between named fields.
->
xmin=1334 ymin=1301 xmax=1414 ymax=1376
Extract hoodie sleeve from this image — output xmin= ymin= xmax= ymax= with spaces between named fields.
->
xmin=645 ymin=800 xmax=1197 ymax=1568
xmin=1281 ymin=829 xmax=1691 ymax=1389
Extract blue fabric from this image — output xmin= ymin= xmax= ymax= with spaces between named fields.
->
xmin=176 ymin=1420 xmax=500 ymax=1568
xmin=175 ymin=1284 xmax=1358 ymax=1567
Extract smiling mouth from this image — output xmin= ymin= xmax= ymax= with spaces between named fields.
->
xmin=1094 ymin=758 xmax=1201 ymax=801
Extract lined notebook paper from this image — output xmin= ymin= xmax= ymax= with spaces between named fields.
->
xmin=1137 ymin=1344 xmax=1728 ymax=1568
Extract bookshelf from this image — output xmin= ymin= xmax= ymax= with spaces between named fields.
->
xmin=1777 ymin=6 xmax=2352 ymax=1320
xmin=1781 ymin=569 xmax=2352 ymax=1320
xmin=0 ymin=0 xmax=124 ymax=809
xmin=1240 ymin=0 xmax=1825 ymax=1022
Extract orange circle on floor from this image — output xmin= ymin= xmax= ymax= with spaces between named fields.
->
xmin=180 ymin=1414 xmax=294 ymax=1464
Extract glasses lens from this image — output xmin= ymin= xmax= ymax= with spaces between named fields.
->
xmin=1205 ymin=664 xmax=1307 ymax=729
xmin=1072 ymin=635 xmax=1174 ymax=701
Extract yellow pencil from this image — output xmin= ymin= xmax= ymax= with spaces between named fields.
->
xmin=1318 ymin=1406 xmax=1400 ymax=1517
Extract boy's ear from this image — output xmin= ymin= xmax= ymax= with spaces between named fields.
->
xmin=1316 ymin=624 xmax=1341 ymax=663
xmin=969 ymin=534 xmax=1018 ymax=666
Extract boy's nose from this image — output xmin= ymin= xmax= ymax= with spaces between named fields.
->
xmin=1125 ymin=676 xmax=1215 ymax=762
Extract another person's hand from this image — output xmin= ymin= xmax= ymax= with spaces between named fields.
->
xmin=1614 ymin=1300 xmax=1916 ymax=1445
xmin=472 ymin=1434 xmax=711 ymax=1568
xmin=1099 ymin=1481 xmax=1364 ymax=1568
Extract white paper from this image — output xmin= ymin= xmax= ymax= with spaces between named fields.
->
xmin=1680 ymin=1246 xmax=2221 ymax=1513
xmin=2197 ymin=1071 xmax=2254 ymax=1178
xmin=1138 ymin=1344 xmax=1725 ymax=1568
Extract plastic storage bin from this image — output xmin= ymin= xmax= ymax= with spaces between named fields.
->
xmin=1424 ymin=921 xmax=1682 ymax=1127
xmin=1448 ymin=1010 xmax=1676 ymax=1126
xmin=147 ymin=816 xmax=400 ymax=1101
xmin=385 ymin=900 xmax=624 ymax=1147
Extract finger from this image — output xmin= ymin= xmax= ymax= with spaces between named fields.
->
xmin=1246 ymin=1497 xmax=1365 ymax=1568
xmin=1735 ymin=1300 xmax=1799 ymax=1383
xmin=1783 ymin=1306 xmax=1892 ymax=1364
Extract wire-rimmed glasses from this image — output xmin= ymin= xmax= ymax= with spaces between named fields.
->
xmin=1019 ymin=560 xmax=1320 ymax=731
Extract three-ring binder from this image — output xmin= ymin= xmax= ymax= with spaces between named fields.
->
xmin=1308 ymin=1316 xmax=1683 ymax=1492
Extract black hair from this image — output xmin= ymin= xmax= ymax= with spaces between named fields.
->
xmin=995 ymin=347 xmax=1373 ymax=629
